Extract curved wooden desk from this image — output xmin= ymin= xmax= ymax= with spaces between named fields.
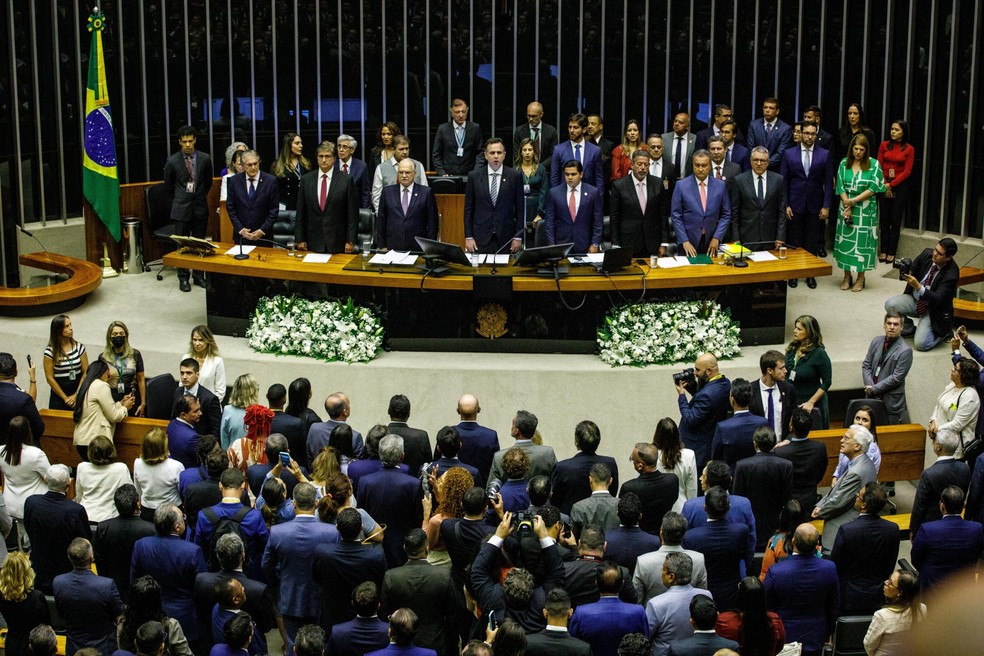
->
xmin=0 ymin=252 xmax=103 ymax=316
xmin=954 ymin=267 xmax=984 ymax=320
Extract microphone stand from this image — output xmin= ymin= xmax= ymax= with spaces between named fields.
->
xmin=730 ymin=241 xmax=790 ymax=268
xmin=18 ymin=226 xmax=53 ymax=261
xmin=233 ymin=237 xmax=249 ymax=261
xmin=488 ymin=227 xmax=526 ymax=275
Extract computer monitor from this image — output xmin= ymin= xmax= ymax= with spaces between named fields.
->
xmin=414 ymin=236 xmax=472 ymax=267
xmin=512 ymin=242 xmax=574 ymax=267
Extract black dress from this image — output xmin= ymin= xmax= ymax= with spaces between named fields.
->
xmin=0 ymin=588 xmax=51 ymax=656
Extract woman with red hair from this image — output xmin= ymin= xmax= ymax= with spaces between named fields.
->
xmin=227 ymin=404 xmax=274 ymax=472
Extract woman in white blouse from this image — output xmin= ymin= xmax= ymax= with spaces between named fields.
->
xmin=864 ymin=569 xmax=925 ymax=656
xmin=0 ymin=417 xmax=50 ymax=528
xmin=929 ymin=358 xmax=981 ymax=459
xmin=133 ymin=427 xmax=185 ymax=523
xmin=185 ymin=324 xmax=226 ymax=401
xmin=75 ymin=435 xmax=133 ymax=523
xmin=653 ymin=417 xmax=698 ymax=511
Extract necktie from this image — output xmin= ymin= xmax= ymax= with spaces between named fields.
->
xmin=699 ymin=181 xmax=707 ymax=211
xmin=248 ymin=178 xmax=256 ymax=199
xmin=185 ymin=155 xmax=194 ymax=179
xmin=803 ymin=148 xmax=811 ymax=175
xmin=455 ymin=125 xmax=464 ymax=148
xmin=319 ymin=174 xmax=327 ymax=210
xmin=757 ymin=175 xmax=765 ymax=201
xmin=490 ymin=172 xmax=499 ymax=206
xmin=726 ymin=147 xmax=732 ymax=162
xmin=574 ymin=143 xmax=582 ymax=163
xmin=715 ymin=165 xmax=722 ymax=180
xmin=766 ymin=387 xmax=776 ymax=432
xmin=569 ymin=188 xmax=577 ymax=221
xmin=675 ymin=137 xmax=683 ymax=169
xmin=343 ymin=162 xmax=349 ymax=174
xmin=637 ymin=181 xmax=647 ymax=213
xmin=402 ymin=186 xmax=410 ymax=213
xmin=532 ymin=127 xmax=541 ymax=157
xmin=916 ymin=266 xmax=938 ymax=316
xmin=766 ymin=122 xmax=772 ymax=135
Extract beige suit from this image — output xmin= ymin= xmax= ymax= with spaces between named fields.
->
xmin=73 ymin=379 xmax=127 ymax=447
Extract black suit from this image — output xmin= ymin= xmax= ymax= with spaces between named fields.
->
xmin=358 ymin=467 xmax=423 ymax=568
xmin=182 ymin=475 xmax=224 ymax=540
xmin=732 ymin=451 xmax=793 ymax=550
xmin=729 ymin=170 xmax=787 ymax=246
xmin=173 ymin=384 xmax=222 ymax=438
xmin=513 ymin=122 xmax=559 ymax=170
xmin=0 ymin=380 xmax=44 ymax=445
xmin=23 ymin=491 xmax=91 ymax=593
xmin=381 ymin=559 xmax=458 ymax=656
xmin=296 ymin=168 xmax=359 ymax=253
xmin=387 ymin=422 xmax=432 ymax=478
xmin=774 ymin=438 xmax=829 ymax=514
xmin=910 ymin=458 xmax=971 ymax=536
xmin=610 ymin=173 xmax=664 ymax=256
xmin=432 ymin=121 xmax=485 ymax=175
xmin=312 ymin=540 xmax=388 ymax=630
xmin=164 ymin=148 xmax=213 ymax=283
xmin=562 ymin=557 xmax=635 ymax=608
xmin=92 ymin=514 xmax=155 ymax=599
xmin=194 ymin=569 xmax=277 ymax=650
xmin=682 ymin=520 xmax=749 ymax=611
xmin=898 ymin=247 xmax=960 ymax=341
xmin=375 ymin=183 xmax=439 ymax=252
xmin=463 ymin=166 xmax=525 ymax=252
xmin=829 ymin=514 xmax=900 ymax=614
xmin=271 ymin=410 xmax=310 ymax=469
xmin=619 ymin=471 xmax=679 ymax=535
xmin=550 ymin=452 xmax=620 ymax=516
xmin=748 ymin=379 xmax=795 ymax=438
xmin=526 ymin=629 xmax=592 ymax=656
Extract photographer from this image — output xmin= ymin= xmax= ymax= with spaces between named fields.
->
xmin=884 ymin=238 xmax=959 ymax=351
xmin=675 ymin=353 xmax=732 ymax=472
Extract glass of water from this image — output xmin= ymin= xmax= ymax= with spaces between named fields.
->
xmin=362 ymin=238 xmax=372 ymax=259
xmin=286 ymin=240 xmax=296 ymax=257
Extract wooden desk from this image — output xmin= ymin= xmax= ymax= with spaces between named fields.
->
xmin=0 ymin=252 xmax=103 ymax=316
xmin=807 ymin=423 xmax=927 ymax=487
xmin=954 ymin=266 xmax=984 ymax=320
xmin=40 ymin=409 xmax=166 ymax=471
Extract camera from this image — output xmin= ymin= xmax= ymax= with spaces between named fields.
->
xmin=892 ymin=258 xmax=913 ymax=280
xmin=487 ymin=480 xmax=502 ymax=503
xmin=513 ymin=511 xmax=535 ymax=534
xmin=673 ymin=367 xmax=697 ymax=389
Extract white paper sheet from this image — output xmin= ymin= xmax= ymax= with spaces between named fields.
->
xmin=301 ymin=253 xmax=332 ymax=263
xmin=655 ymin=256 xmax=690 ymax=268
xmin=224 ymin=245 xmax=256 ymax=256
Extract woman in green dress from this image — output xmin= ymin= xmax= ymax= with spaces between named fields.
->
xmin=834 ymin=133 xmax=886 ymax=292
xmin=785 ymin=315 xmax=832 ymax=429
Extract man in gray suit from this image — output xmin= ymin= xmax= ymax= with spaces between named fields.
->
xmin=861 ymin=310 xmax=913 ymax=424
xmin=570 ymin=463 xmax=619 ymax=538
xmin=163 ymin=125 xmax=213 ymax=292
xmin=661 ymin=113 xmax=696 ymax=179
xmin=728 ymin=146 xmax=787 ymax=249
xmin=488 ymin=410 xmax=557 ymax=487
xmin=811 ymin=425 xmax=877 ymax=549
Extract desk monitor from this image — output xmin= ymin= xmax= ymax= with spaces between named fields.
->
xmin=414 ymin=236 xmax=472 ymax=267
xmin=512 ymin=242 xmax=574 ymax=267
xmin=597 ymin=246 xmax=634 ymax=273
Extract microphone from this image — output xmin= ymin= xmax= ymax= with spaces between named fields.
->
xmin=487 ymin=227 xmax=526 ymax=275
xmin=18 ymin=226 xmax=53 ymax=260
xmin=727 ymin=241 xmax=790 ymax=268
xmin=233 ymin=236 xmax=289 ymax=259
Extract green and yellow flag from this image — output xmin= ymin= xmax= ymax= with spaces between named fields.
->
xmin=82 ymin=10 xmax=121 ymax=241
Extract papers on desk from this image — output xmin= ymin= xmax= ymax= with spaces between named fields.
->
xmin=477 ymin=254 xmax=511 ymax=265
xmin=747 ymin=250 xmax=779 ymax=262
xmin=568 ymin=253 xmax=605 ymax=265
xmin=655 ymin=256 xmax=691 ymax=268
xmin=225 ymin=245 xmax=256 ymax=256
xmin=369 ymin=250 xmax=417 ymax=266
xmin=301 ymin=253 xmax=332 ymax=264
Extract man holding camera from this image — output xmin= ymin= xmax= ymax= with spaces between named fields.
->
xmin=884 ymin=238 xmax=959 ymax=352
xmin=676 ymin=353 xmax=732 ymax=472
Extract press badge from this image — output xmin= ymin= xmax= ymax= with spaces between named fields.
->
xmin=788 ymin=370 xmax=796 ymax=382
xmin=457 ymin=147 xmax=464 ymax=157
xmin=187 ymin=181 xmax=195 ymax=193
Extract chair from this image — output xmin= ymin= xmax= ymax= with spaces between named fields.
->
xmin=145 ymin=372 xmax=178 ymax=420
xmin=357 ymin=207 xmax=375 ymax=251
xmin=601 ymin=214 xmax=612 ymax=250
xmin=843 ymin=398 xmax=890 ymax=428
xmin=144 ymin=182 xmax=176 ymax=280
xmin=429 ymin=176 xmax=461 ymax=195
xmin=830 ymin=615 xmax=873 ymax=656
xmin=271 ymin=210 xmax=296 ymax=246
xmin=533 ymin=220 xmax=549 ymax=248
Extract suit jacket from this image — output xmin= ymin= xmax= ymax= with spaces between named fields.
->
xmin=489 ymin=441 xmax=557 ymax=486
xmin=376 ymin=183 xmax=439 ymax=251
xmin=166 ymin=418 xmax=202 ymax=469
xmin=550 ymin=452 xmax=620 ymax=515
xmin=360 ymin=467 xmax=424 ymax=567
xmin=312 ymin=539 xmax=389 ymax=630
xmin=677 ymin=376 xmax=732 ymax=470
xmin=262 ymin=515 xmax=340 ymax=617
xmin=748 ymin=379 xmax=795 ymax=438
xmin=164 ymin=149 xmax=213 ymax=223
xmin=910 ymin=458 xmax=971 ymax=535
xmin=668 ymin=632 xmax=740 ymax=656
xmin=861 ymin=336 xmax=913 ymax=424
xmin=432 ymin=120 xmax=485 ymax=175
xmin=902 ymin=248 xmax=960 ymax=340
xmin=728 ymin=170 xmax=787 ymax=245
xmin=270 ymin=409 xmax=310 ymax=468
xmin=307 ymin=419 xmax=365 ymax=466
xmin=745 ymin=118 xmax=793 ymax=169
xmin=910 ymin=515 xmax=984 ymax=590
xmin=563 ymin=558 xmax=635 ymax=608
xmin=463 ymin=166 xmax=525 ymax=252
xmin=336 ymin=157 xmax=372 ymax=209
xmin=646 ymin=584 xmax=713 ymax=656
xmin=733 ymin=451 xmax=793 ymax=551
xmin=570 ymin=596 xmax=649 ymax=656
xmin=681 ymin=494 xmax=757 ymax=569
xmin=633 ymin=546 xmax=708 ymax=603
xmin=603 ymin=526 xmax=661 ymax=574
xmin=829 ymin=514 xmax=900 ymax=614
xmin=296 ymin=168 xmax=359 ymax=252
xmin=452 ymin=421 xmax=500 ymax=482
xmin=764 ymin=553 xmax=839 ymax=654
xmin=371 ymin=157 xmax=428 ymax=212
xmin=814 ymin=453 xmax=877 ymax=549
xmin=73 ymin=378 xmax=127 ymax=446
xmin=570 ymin=493 xmax=620 ymax=536
xmin=682 ymin=520 xmax=749 ymax=610
xmin=93 ymin=514 xmax=156 ymax=599
xmin=226 ymin=171 xmax=280 ymax=239
xmin=430 ymin=456 xmax=482 ymax=487
xmin=327 ymin=616 xmax=390 ymax=656
xmin=53 ymin=568 xmax=123 ymax=656
xmin=550 ymin=140 xmax=605 ymax=191
xmin=711 ymin=160 xmax=742 ymax=187
xmin=194 ymin=569 xmax=277 ymax=650
xmin=513 ymin=122 xmax=559 ymax=170
xmin=728 ymin=143 xmax=752 ymax=172
xmin=131 ymin=535 xmax=208 ymax=641
xmin=367 ymin=645 xmax=437 ymax=656
xmin=774 ymin=437 xmax=829 ymax=513
xmin=710 ymin=411 xmax=769 ymax=474
xmin=23 ymin=491 xmax=91 ymax=593
xmin=525 ymin=629 xmax=592 ymax=656
xmin=382 ymin=559 xmax=458 ymax=656
xmin=619 ymin=471 xmax=679 ymax=535
xmin=0 ymin=381 xmax=44 ymax=445
xmin=780 ymin=144 xmax=834 ymax=214
xmin=173 ymin=384 xmax=221 ymax=439
xmin=670 ymin=175 xmax=731 ymax=251
xmin=661 ymin=131 xmax=697 ymax=177
xmin=545 ymin=182 xmax=604 ymax=253
xmin=387 ymin=421 xmax=432 ymax=478
xmin=610 ymin=173 xmax=664 ymax=256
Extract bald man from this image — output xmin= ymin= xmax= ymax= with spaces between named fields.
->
xmin=446 ymin=394 xmax=500 ymax=482
xmin=676 ymin=354 xmax=732 ymax=472
xmin=513 ymin=101 xmax=559 ymax=169
xmin=376 ymin=159 xmax=439 ymax=252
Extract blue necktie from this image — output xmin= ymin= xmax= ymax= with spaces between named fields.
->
xmin=248 ymin=178 xmax=256 ymax=199
xmin=574 ymin=143 xmax=581 ymax=163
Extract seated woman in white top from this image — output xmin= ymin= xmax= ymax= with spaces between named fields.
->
xmin=185 ymin=324 xmax=226 ymax=401
xmin=864 ymin=569 xmax=926 ymax=656
xmin=653 ymin=417 xmax=698 ymax=512
xmin=133 ymin=427 xmax=185 ymax=523
xmin=75 ymin=436 xmax=133 ymax=523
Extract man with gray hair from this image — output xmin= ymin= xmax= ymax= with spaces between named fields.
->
xmin=296 ymin=140 xmax=359 ymax=254
xmin=728 ymin=145 xmax=787 ymax=249
xmin=645 ymin=552 xmax=712 ymax=656
xmin=633 ymin=511 xmax=708 ymax=604
xmin=23 ymin=464 xmax=90 ymax=593
xmin=27 ymin=625 xmax=58 ymax=656
xmin=811 ymin=424 xmax=877 ymax=549
xmin=360 ymin=434 xmax=424 ymax=567
xmin=53 ymin=537 xmax=123 ymax=655
xmin=336 ymin=134 xmax=371 ymax=208
xmin=371 ymin=135 xmax=428 ymax=212
xmin=909 ymin=427 xmax=971 ymax=537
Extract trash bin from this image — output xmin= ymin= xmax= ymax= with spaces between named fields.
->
xmin=121 ymin=216 xmax=144 ymax=274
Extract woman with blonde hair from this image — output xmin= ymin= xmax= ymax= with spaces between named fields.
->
xmin=100 ymin=320 xmax=146 ymax=416
xmin=309 ymin=446 xmax=342 ymax=496
xmin=864 ymin=569 xmax=925 ymax=656
xmin=0 ymin=552 xmax=50 ymax=656
xmin=422 ymin=466 xmax=474 ymax=567
xmin=610 ymin=119 xmax=645 ymax=180
xmin=227 ymin=404 xmax=274 ymax=472
xmin=133 ymin=427 xmax=185 ymax=522
xmin=220 ymin=373 xmax=260 ymax=450
xmin=185 ymin=324 xmax=226 ymax=401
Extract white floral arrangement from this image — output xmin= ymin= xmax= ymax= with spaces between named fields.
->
xmin=597 ymin=300 xmax=741 ymax=366
xmin=247 ymin=295 xmax=384 ymax=363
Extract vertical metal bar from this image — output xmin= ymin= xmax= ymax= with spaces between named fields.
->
xmin=664 ymin=1 xmax=671 ymax=121
xmin=359 ymin=0 xmax=366 ymax=153
xmin=960 ymin=0 xmax=980 ymax=236
xmin=838 ymin=0 xmax=847 ymax=123
xmin=227 ymin=0 xmax=235 ymax=144
xmin=315 ymin=0 xmax=321 ymax=143
xmin=904 ymin=0 xmax=915 ymax=119
xmin=183 ymin=0 xmax=191 ymax=123
xmin=75 ymin=1 xmax=84 ymax=151
xmin=426 ymin=0 xmax=432 ymax=162
xmin=556 ymin=1 xmax=561 ymax=119
xmin=296 ymin=3 xmax=302 ymax=134
xmin=751 ymin=0 xmax=760 ymax=118
xmin=708 ymin=0 xmax=716 ymax=110
xmin=447 ymin=0 xmax=452 ymax=112
xmin=161 ymin=0 xmax=171 ymax=142
xmin=271 ymin=0 xmax=279 ymax=141
xmin=54 ymin=0 xmax=68 ymax=214
xmin=534 ymin=0 xmax=539 ymax=102
xmin=205 ymin=1 xmax=214 ymax=165
xmin=918 ymin=4 xmax=937 ymax=231
xmin=512 ymin=0 xmax=517 ymax=135
xmin=139 ymin=1 xmax=150 ymax=177
xmin=623 ymin=1 xmax=629 ymax=129
xmin=731 ymin=1 xmax=738 ymax=108
xmin=939 ymin=0 xmax=958 ymax=227
xmin=578 ymin=0 xmax=584 ymax=107
xmin=248 ymin=0 xmax=256 ymax=146
xmin=773 ymin=0 xmax=781 ymax=93
xmin=795 ymin=0 xmax=804 ymax=115
xmin=600 ymin=0 xmax=606 ymax=114
xmin=860 ymin=0 xmax=870 ymax=102
xmin=880 ymin=0 xmax=893 ymax=137
xmin=28 ymin=5 xmax=46 ymax=223
xmin=403 ymin=0 xmax=408 ymax=132
xmin=687 ymin=0 xmax=694 ymax=114
xmin=469 ymin=2 xmax=474 ymax=109
xmin=490 ymin=0 xmax=495 ymax=135
xmin=6 ymin=0 xmax=21 ymax=279
xmin=381 ymin=2 xmax=386 ymax=120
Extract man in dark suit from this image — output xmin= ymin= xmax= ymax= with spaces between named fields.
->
xmin=706 ymin=136 xmax=742 ymax=189
xmin=764 ymin=523 xmax=839 ymax=656
xmin=386 ymin=394 xmax=432 ymax=477
xmin=381 ymin=530 xmax=457 ymax=656
xmin=326 ymin=582 xmax=390 ymax=656
xmin=603 ymin=493 xmax=662 ymax=574
xmin=646 ymin=134 xmax=677 ymax=194
xmin=569 ymin=561 xmax=648 ymax=656
xmin=526 ymin=588 xmax=592 ymax=656
xmin=432 ymin=98 xmax=485 ymax=175
xmin=563 ymin=525 xmax=636 ymax=608
xmin=749 ymin=350 xmax=796 ymax=438
xmin=349 ymin=425 xmax=410 ymax=498
xmin=366 ymin=608 xmax=438 ymax=656
xmin=53 ymin=538 xmax=123 ymax=656
xmin=551 ymin=113 xmax=604 ymax=191
xmin=681 ymin=461 xmax=756 ymax=569
xmin=451 ymin=394 xmax=500 ymax=482
xmin=829 ymin=483 xmax=900 ymax=615
xmin=163 ymin=125 xmax=213 ymax=291
xmin=694 ymin=104 xmax=740 ymax=151
xmin=513 ymin=101 xmax=558 ymax=170
xmin=545 ymin=159 xmax=604 ymax=253
xmin=464 ymin=137 xmax=525 ymax=254
xmin=729 ymin=147 xmax=787 ymax=248
xmin=132 ymin=504 xmax=208 ymax=645
xmin=670 ymin=151 xmax=731 ymax=258
xmin=681 ymin=487 xmax=749 ymax=611
xmin=266 ymin=383 xmax=309 ymax=468
xmin=307 ymin=392 xmax=365 ymax=464
xmin=173 ymin=357 xmax=221 ymax=439
xmin=619 ymin=443 xmax=679 ymax=535
xmin=610 ymin=149 xmax=666 ymax=257
xmin=23 ymin=465 xmax=90 ymax=593
xmin=0 ymin=352 xmax=43 ymax=444
xmin=429 ymin=426 xmax=481 ymax=485
xmin=296 ymin=141 xmax=359 ymax=254
xmin=774 ymin=408 xmax=830 ymax=514
xmin=360 ymin=435 xmax=424 ymax=567
xmin=666 ymin=596 xmax=739 ymax=656
xmin=587 ymin=114 xmax=616 ymax=188
xmin=711 ymin=378 xmax=769 ymax=474
xmin=183 ymin=450 xmax=229 ymax=541
xmin=745 ymin=97 xmax=793 ymax=171
xmin=910 ymin=429 xmax=971 ymax=537
xmin=167 ymin=394 xmax=204 ymax=469
xmin=226 ymin=149 xmax=280 ymax=244
xmin=93 ymin=484 xmax=155 ymax=599
xmin=861 ymin=312 xmax=913 ymax=424
xmin=719 ymin=120 xmax=751 ymax=172
xmin=662 ymin=112 xmax=697 ymax=179
xmin=312 ymin=508 xmax=388 ymax=631
xmin=803 ymin=106 xmax=836 ymax=153
xmin=550 ymin=420 xmax=619 ymax=515
xmin=780 ymin=121 xmax=832 ymax=285
xmin=884 ymin=238 xmax=960 ymax=351
xmin=376 ymin=158 xmax=439 ymax=252
xmin=733 ymin=427 xmax=793 ymax=551
xmin=911 ymin=485 xmax=984 ymax=591
xmin=812 ymin=424 xmax=878 ymax=550
xmin=677 ymin=352 xmax=732 ymax=472
xmin=336 ymin=134 xmax=372 ymax=209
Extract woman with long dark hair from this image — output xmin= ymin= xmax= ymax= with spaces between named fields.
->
xmin=72 ymin=360 xmax=133 ymax=461
xmin=116 ymin=575 xmax=193 ymax=655
xmin=785 ymin=315 xmax=832 ymax=429
xmin=758 ymin=499 xmax=808 ymax=582
xmin=328 ymin=424 xmax=356 ymax=474
xmin=43 ymin=314 xmax=88 ymax=410
xmin=652 ymin=417 xmax=698 ymax=510
xmin=834 ymin=134 xmax=885 ymax=292
xmin=370 ymin=122 xmax=402 ymax=174
xmin=838 ymin=102 xmax=877 ymax=156
xmin=271 ymin=132 xmax=311 ymax=211
xmin=876 ymin=120 xmax=915 ymax=264
xmin=716 ymin=577 xmax=786 ymax=655
xmin=317 ymin=472 xmax=383 ymax=542
xmin=286 ymin=377 xmax=321 ymax=440
xmin=515 ymin=137 xmax=549 ymax=242
xmin=75 ymin=435 xmax=133 ymax=523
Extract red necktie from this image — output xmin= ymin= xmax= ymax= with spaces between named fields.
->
xmin=916 ymin=267 xmax=938 ymax=316
xmin=319 ymin=174 xmax=328 ymax=210
xmin=568 ymin=188 xmax=577 ymax=221
xmin=343 ymin=162 xmax=349 ymax=174
xmin=699 ymin=181 xmax=707 ymax=211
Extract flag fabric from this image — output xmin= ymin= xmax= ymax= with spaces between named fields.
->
xmin=82 ymin=11 xmax=121 ymax=241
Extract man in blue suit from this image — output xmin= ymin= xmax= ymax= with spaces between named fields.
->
xmin=569 ymin=561 xmax=648 ymax=656
xmin=545 ymin=160 xmax=604 ymax=253
xmin=23 ymin=464 xmax=91 ymax=594
xmin=765 ymin=523 xmax=839 ymax=656
xmin=676 ymin=352 xmax=731 ymax=472
xmin=0 ymin=352 xmax=44 ymax=444
xmin=53 ymin=538 xmax=123 ymax=656
xmin=429 ymin=426 xmax=482 ymax=486
xmin=710 ymin=378 xmax=769 ymax=474
xmin=336 ymin=134 xmax=372 ymax=209
xmin=719 ymin=120 xmax=751 ymax=172
xmin=366 ymin=608 xmax=438 ymax=656
xmin=464 ymin=137 xmax=525 ymax=254
xmin=682 ymin=461 xmax=756 ymax=572
xmin=681 ymin=487 xmax=749 ymax=611
xmin=376 ymin=159 xmax=439 ymax=252
xmin=307 ymin=392 xmax=365 ymax=465
xmin=909 ymin=429 xmax=971 ymax=537
xmin=262 ymin=483 xmax=340 ymax=651
xmin=550 ymin=420 xmax=619 ymax=515
xmin=666 ymin=596 xmax=739 ymax=656
xmin=358 ymin=435 xmax=424 ymax=568
xmin=326 ymin=582 xmax=391 ymax=656
xmin=603 ymin=493 xmax=661 ymax=574
xmin=449 ymin=394 xmax=500 ymax=483
xmin=746 ymin=97 xmax=793 ymax=171
xmin=780 ymin=121 xmax=832 ymax=287
xmin=911 ymin=485 xmax=984 ymax=591
xmin=670 ymin=151 xmax=731 ymax=257
xmin=646 ymin=552 xmax=713 ymax=656
xmin=226 ymin=150 xmax=280 ymax=244
xmin=194 ymin=468 xmax=269 ymax=578
xmin=551 ymin=113 xmax=604 ymax=190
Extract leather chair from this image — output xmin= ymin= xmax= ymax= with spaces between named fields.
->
xmin=271 ymin=210 xmax=296 ymax=246
xmin=428 ymin=176 xmax=462 ymax=195
xmin=830 ymin=615 xmax=873 ymax=656
xmin=145 ymin=372 xmax=178 ymax=420
xmin=144 ymin=183 xmax=176 ymax=280
xmin=357 ymin=207 xmax=375 ymax=252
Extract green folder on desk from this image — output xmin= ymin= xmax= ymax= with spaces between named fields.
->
xmin=687 ymin=254 xmax=714 ymax=265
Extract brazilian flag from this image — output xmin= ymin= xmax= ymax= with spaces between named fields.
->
xmin=82 ymin=10 xmax=121 ymax=241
